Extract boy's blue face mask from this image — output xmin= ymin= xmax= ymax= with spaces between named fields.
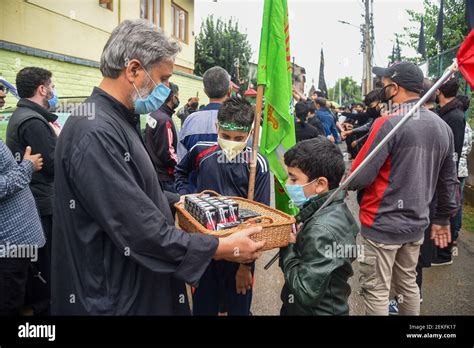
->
xmin=286 ymin=178 xmax=319 ymax=207
xmin=132 ymin=68 xmax=170 ymax=114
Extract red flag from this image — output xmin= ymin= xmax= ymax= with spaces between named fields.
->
xmin=457 ymin=29 xmax=474 ymax=88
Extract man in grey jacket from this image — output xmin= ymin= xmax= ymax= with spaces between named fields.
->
xmin=348 ymin=62 xmax=459 ymax=315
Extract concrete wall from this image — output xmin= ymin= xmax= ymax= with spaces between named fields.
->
xmin=0 ymin=0 xmax=206 ymax=120
xmin=0 ymin=0 xmax=196 ymax=71
xmin=0 ymin=48 xmax=102 ymax=108
xmin=0 ymin=48 xmax=208 ymax=113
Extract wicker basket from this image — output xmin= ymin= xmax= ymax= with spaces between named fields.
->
xmin=175 ymin=190 xmax=295 ymax=251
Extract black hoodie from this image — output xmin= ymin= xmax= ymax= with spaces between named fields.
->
xmin=438 ymin=97 xmax=466 ymax=172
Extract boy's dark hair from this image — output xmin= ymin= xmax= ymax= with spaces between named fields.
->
xmin=217 ymin=96 xmax=255 ymax=129
xmin=315 ymin=97 xmax=327 ymax=107
xmin=438 ymin=76 xmax=459 ymax=98
xmin=164 ymin=82 xmax=179 ymax=103
xmin=295 ymin=101 xmax=308 ymax=118
xmin=295 ymin=101 xmax=308 ymax=125
xmin=306 ymin=101 xmax=316 ymax=114
xmin=364 ymin=88 xmax=382 ymax=107
xmin=284 ymin=137 xmax=345 ymax=190
xmin=16 ymin=67 xmax=52 ymax=98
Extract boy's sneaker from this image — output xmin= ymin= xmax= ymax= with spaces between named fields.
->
xmin=388 ymin=299 xmax=399 ymax=316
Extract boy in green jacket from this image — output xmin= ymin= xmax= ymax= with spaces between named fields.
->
xmin=280 ymin=137 xmax=359 ymax=315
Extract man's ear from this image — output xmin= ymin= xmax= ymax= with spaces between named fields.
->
xmin=124 ymin=59 xmax=142 ymax=83
xmin=37 ymin=85 xmax=48 ymax=97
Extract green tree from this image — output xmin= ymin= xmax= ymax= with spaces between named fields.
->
xmin=402 ymin=0 xmax=472 ymax=124
xmin=195 ymin=15 xmax=253 ymax=84
xmin=328 ymin=77 xmax=362 ymax=105
xmin=402 ymin=0 xmax=469 ymax=63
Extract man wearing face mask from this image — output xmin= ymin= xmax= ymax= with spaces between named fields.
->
xmin=6 ymin=67 xmax=60 ymax=315
xmin=52 ymin=20 xmax=265 ymax=315
xmin=177 ymin=66 xmax=232 ymax=162
xmin=347 ymin=61 xmax=459 ymax=315
xmin=341 ymin=88 xmax=382 ymax=159
xmin=145 ymin=82 xmax=180 ymax=193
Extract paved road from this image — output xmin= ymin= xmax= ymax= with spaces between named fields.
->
xmin=251 ymin=161 xmax=474 ymax=315
xmin=251 ymin=192 xmax=474 ymax=315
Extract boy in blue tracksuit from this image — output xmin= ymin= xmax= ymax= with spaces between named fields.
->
xmin=175 ymin=96 xmax=270 ymax=315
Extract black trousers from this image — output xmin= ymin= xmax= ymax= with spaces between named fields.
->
xmin=0 ymin=257 xmax=30 ymax=315
xmin=416 ymin=197 xmax=437 ymax=291
xmin=192 ymin=260 xmax=254 ymax=316
xmin=25 ymin=215 xmax=52 ymax=315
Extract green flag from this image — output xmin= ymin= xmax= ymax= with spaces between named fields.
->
xmin=257 ymin=0 xmax=297 ymax=215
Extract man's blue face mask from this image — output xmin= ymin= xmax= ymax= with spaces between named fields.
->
xmin=132 ymin=68 xmax=170 ymax=114
xmin=48 ymin=88 xmax=59 ymax=109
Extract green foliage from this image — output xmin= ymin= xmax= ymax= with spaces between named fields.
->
xmin=195 ymin=15 xmax=253 ymax=83
xmin=402 ymin=0 xmax=469 ymax=63
xmin=328 ymin=77 xmax=362 ymax=105
xmin=462 ymin=204 xmax=474 ymax=233
xmin=401 ymin=0 xmax=473 ymax=123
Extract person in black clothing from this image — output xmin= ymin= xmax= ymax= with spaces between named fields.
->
xmin=431 ymin=76 xmax=465 ymax=266
xmin=414 ymin=78 xmax=439 ymax=302
xmin=341 ymin=88 xmax=382 ymax=158
xmin=145 ymin=82 xmax=180 ymax=193
xmin=51 ymin=19 xmax=265 ymax=315
xmin=437 ymin=77 xmax=465 ymax=175
xmin=306 ymin=101 xmax=325 ymax=134
xmin=294 ymin=101 xmax=323 ymax=142
xmin=176 ymin=96 xmax=199 ymax=127
xmin=6 ymin=67 xmax=60 ymax=315
xmin=341 ymin=103 xmax=370 ymax=127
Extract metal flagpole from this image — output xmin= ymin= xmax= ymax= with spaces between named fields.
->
xmin=264 ymin=60 xmax=459 ymax=270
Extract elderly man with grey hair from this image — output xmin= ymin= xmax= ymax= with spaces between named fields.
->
xmin=176 ymin=66 xmax=232 ymax=193
xmin=52 ymin=19 xmax=265 ymax=315
xmin=177 ymin=66 xmax=232 ymax=162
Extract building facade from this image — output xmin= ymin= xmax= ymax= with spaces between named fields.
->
xmin=248 ymin=61 xmax=306 ymax=94
xmin=0 ymin=0 xmax=207 ymax=117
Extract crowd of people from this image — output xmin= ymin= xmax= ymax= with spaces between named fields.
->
xmin=0 ymin=19 xmax=470 ymax=316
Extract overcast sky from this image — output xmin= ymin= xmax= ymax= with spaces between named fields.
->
xmin=194 ymin=0 xmax=426 ymax=93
